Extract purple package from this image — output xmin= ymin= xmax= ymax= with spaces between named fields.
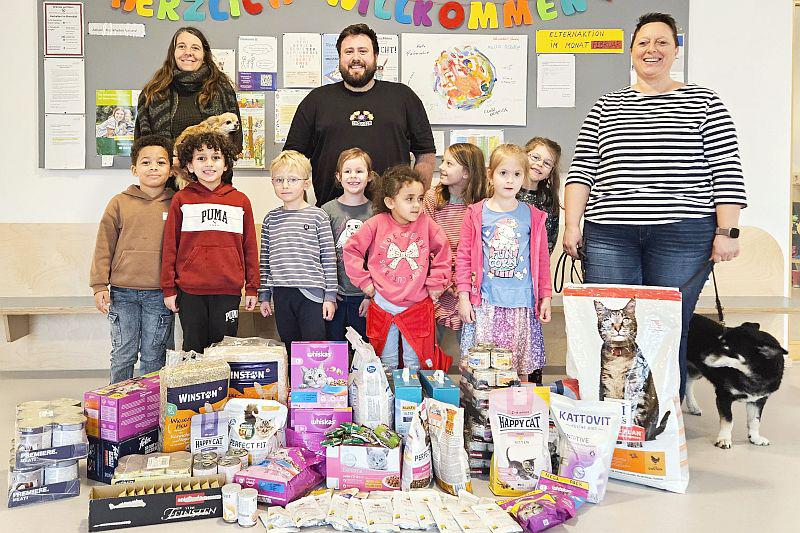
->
xmin=285 ymin=428 xmax=326 ymax=476
xmin=234 ymin=447 xmax=323 ymax=506
xmin=84 ymin=373 xmax=160 ymax=442
xmin=536 ymin=471 xmax=589 ymax=510
xmin=289 ymin=408 xmax=352 ymax=433
xmin=290 ymin=342 xmax=349 ymax=408
xmin=498 ymin=491 xmax=576 ymax=533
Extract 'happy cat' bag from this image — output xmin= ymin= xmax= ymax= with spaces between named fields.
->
xmin=563 ymin=284 xmax=689 ymax=494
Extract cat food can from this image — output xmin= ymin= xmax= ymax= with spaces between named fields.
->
xmin=217 ymin=456 xmax=242 ymax=484
xmin=16 ymin=401 xmax=52 ymax=413
xmin=44 ymin=459 xmax=79 ymax=484
xmin=226 ymin=447 xmax=249 ymax=468
xmin=467 ymin=347 xmax=491 ymax=370
xmin=237 ymin=488 xmax=259 ymax=527
xmin=467 ymin=439 xmax=488 ymax=452
xmin=221 ymin=483 xmax=242 ymax=523
xmin=51 ymin=398 xmax=82 ymax=407
xmin=193 ymin=451 xmax=219 ymax=464
xmin=51 ymin=414 xmax=86 ymax=447
xmin=192 ymin=460 xmax=218 ymax=477
xmin=469 ymin=419 xmax=492 ymax=441
xmin=470 ymin=369 xmax=496 ymax=389
xmin=469 ymin=458 xmax=490 ymax=468
xmin=9 ymin=459 xmax=44 ymax=491
xmin=16 ymin=417 xmax=53 ymax=451
xmin=495 ymin=370 xmax=519 ymax=387
xmin=490 ymin=348 xmax=514 ymax=370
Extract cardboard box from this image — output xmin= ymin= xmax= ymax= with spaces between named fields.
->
xmin=290 ymin=342 xmax=348 ymax=408
xmin=289 ymin=407 xmax=352 ymax=433
xmin=326 ymin=445 xmax=401 ymax=491
xmin=88 ymin=474 xmax=224 ymax=530
xmin=87 ymin=427 xmax=160 ymax=484
xmin=84 ymin=373 xmax=160 ymax=442
xmin=419 ymin=370 xmax=460 ymax=407
xmin=392 ymin=369 xmax=422 ymax=435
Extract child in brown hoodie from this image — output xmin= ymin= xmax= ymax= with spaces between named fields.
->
xmin=90 ymin=135 xmax=175 ymax=384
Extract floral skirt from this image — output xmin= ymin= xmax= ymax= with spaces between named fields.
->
xmin=460 ymin=300 xmax=545 ymax=374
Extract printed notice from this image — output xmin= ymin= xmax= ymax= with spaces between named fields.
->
xmin=87 ymin=22 xmax=145 ymax=38
xmin=537 ymin=54 xmax=575 ymax=108
xmin=44 ymin=2 xmax=83 ymax=56
xmin=536 ymin=29 xmax=624 ymax=54
xmin=44 ymin=57 xmax=85 ymax=114
xmin=45 ymin=114 xmax=85 ymax=169
xmin=212 ymin=49 xmax=236 ymax=83
xmin=275 ymin=89 xmax=311 ymax=143
xmin=283 ymin=33 xmax=322 ymax=88
xmin=238 ymin=36 xmax=277 ymax=91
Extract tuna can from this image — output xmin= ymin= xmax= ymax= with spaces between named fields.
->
xmin=192 ymin=459 xmax=218 ymax=477
xmin=44 ymin=459 xmax=79 ymax=484
xmin=226 ymin=447 xmax=249 ymax=468
xmin=221 ymin=483 xmax=242 ymax=523
xmin=490 ymin=348 xmax=514 ymax=370
xmin=217 ymin=456 xmax=242 ymax=484
xmin=51 ymin=398 xmax=82 ymax=407
xmin=9 ymin=459 xmax=44 ymax=491
xmin=470 ymin=369 xmax=496 ymax=389
xmin=51 ymin=414 xmax=86 ymax=447
xmin=467 ymin=347 xmax=491 ymax=370
xmin=495 ymin=370 xmax=519 ymax=387
xmin=237 ymin=488 xmax=259 ymax=527
xmin=193 ymin=451 xmax=219 ymax=464
xmin=16 ymin=417 xmax=53 ymax=452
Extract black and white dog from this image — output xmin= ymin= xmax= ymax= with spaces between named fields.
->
xmin=685 ymin=314 xmax=786 ymax=449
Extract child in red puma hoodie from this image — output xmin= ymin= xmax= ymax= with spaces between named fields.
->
xmin=161 ymin=132 xmax=259 ymax=352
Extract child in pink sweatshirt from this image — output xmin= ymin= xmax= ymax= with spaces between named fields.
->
xmin=343 ymin=166 xmax=451 ymax=371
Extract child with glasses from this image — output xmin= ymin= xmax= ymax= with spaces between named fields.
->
xmin=259 ymin=150 xmax=338 ymax=354
xmin=518 ymin=137 xmax=563 ymax=255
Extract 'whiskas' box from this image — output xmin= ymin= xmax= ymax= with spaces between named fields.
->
xmin=84 ymin=373 xmax=160 ymax=442
xmin=289 ymin=342 xmax=348 ymax=408
xmin=289 ymin=407 xmax=352 ymax=433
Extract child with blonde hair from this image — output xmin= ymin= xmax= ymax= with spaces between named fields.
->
xmin=259 ymin=150 xmax=338 ymax=354
xmin=456 ymin=144 xmax=553 ymax=384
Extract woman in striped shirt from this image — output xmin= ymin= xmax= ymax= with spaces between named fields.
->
xmin=563 ymin=12 xmax=747 ymax=398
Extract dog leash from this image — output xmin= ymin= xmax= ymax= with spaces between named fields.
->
xmin=680 ymin=260 xmax=725 ymax=325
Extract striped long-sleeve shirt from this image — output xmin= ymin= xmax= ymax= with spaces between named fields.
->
xmin=565 ymin=85 xmax=747 ymax=224
xmin=258 ymin=206 xmax=338 ymax=303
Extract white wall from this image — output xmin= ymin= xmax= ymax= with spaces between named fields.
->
xmin=689 ymin=0 xmax=793 ymax=292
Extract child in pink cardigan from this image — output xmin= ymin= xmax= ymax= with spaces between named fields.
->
xmin=343 ymin=166 xmax=451 ymax=371
xmin=456 ymin=144 xmax=552 ymax=384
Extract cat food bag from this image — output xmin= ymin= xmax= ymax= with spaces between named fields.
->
xmin=401 ymin=401 xmax=432 ymax=490
xmin=549 ymin=394 xmax=621 ymax=503
xmin=472 ymin=502 xmax=524 ymax=533
xmin=488 ymin=386 xmax=551 ymax=496
xmin=497 ymin=491 xmax=576 ymax=533
xmin=426 ymin=398 xmax=471 ymax=495
xmin=362 ymin=498 xmax=400 ymax=533
xmin=347 ymin=494 xmax=370 ymax=532
xmin=287 ymin=492 xmax=329 ymax=528
xmin=189 ymin=408 xmax=229 ymax=454
xmin=563 ymin=284 xmax=689 ymax=494
xmin=224 ymin=398 xmax=287 ymax=465
xmin=409 ymin=490 xmax=440 ymax=530
xmin=391 ymin=491 xmax=420 ymax=529
xmin=348 ymin=329 xmax=394 ymax=429
xmin=205 ymin=336 xmax=289 ymax=405
xmin=328 ymin=491 xmax=357 ymax=531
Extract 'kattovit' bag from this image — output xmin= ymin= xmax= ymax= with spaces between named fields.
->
xmin=563 ymin=284 xmax=689 ymax=493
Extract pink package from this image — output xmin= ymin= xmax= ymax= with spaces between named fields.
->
xmin=234 ymin=447 xmax=323 ymax=506
xmin=290 ymin=408 xmax=352 ymax=433
xmin=285 ymin=428 xmax=327 ymax=477
xmin=326 ymin=445 xmax=401 ymax=491
xmin=290 ymin=342 xmax=349 ymax=408
xmin=83 ymin=373 xmax=160 ymax=442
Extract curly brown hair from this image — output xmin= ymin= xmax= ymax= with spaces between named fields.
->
xmin=141 ymin=27 xmax=233 ymax=107
xmin=177 ymin=131 xmax=238 ymax=184
xmin=372 ymin=165 xmax=425 ymax=215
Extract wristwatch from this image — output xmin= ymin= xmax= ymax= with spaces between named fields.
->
xmin=715 ymin=227 xmax=740 ymax=238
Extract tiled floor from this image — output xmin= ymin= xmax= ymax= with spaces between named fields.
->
xmin=0 ymin=367 xmax=798 ymax=532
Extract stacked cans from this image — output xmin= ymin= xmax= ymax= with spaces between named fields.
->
xmin=192 ymin=449 xmax=246 ymax=484
xmin=460 ymin=344 xmax=519 ymax=476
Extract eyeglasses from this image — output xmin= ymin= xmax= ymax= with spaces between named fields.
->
xmin=528 ymin=153 xmax=554 ymax=170
xmin=271 ymin=177 xmax=307 ymax=186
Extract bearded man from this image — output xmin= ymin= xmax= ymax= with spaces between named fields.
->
xmin=284 ymin=24 xmax=436 ymax=207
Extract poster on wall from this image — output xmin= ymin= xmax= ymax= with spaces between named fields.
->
xmin=402 ymin=34 xmax=527 ymax=126
xmin=95 ymin=90 xmax=139 ymax=156
xmin=275 ymin=89 xmax=311 ymax=143
xmin=236 ymin=92 xmax=266 ymax=169
xmin=43 ymin=2 xmax=84 ymax=57
xmin=211 ymin=48 xmax=236 ymax=84
xmin=238 ymin=35 xmax=277 ymax=91
xmin=450 ymin=129 xmax=504 ymax=162
xmin=282 ymin=33 xmax=322 ymax=88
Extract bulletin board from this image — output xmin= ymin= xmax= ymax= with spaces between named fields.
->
xmin=37 ymin=0 xmax=689 ymax=170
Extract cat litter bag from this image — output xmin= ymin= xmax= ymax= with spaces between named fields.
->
xmin=563 ymin=284 xmax=689 ymax=494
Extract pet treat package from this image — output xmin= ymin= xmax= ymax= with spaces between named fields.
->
xmin=159 ymin=358 xmax=230 ymax=452
xmin=233 ymin=447 xmax=323 ymax=506
xmin=189 ymin=410 xmax=229 ymax=454
xmin=488 ymin=386 xmax=551 ymax=496
xmin=290 ymin=341 xmax=349 ymax=408
xmin=348 ymin=329 xmax=394 ymax=429
xmin=563 ymin=284 xmax=689 ymax=494
xmin=401 ymin=401 xmax=432 ymax=490
xmin=325 ymin=445 xmax=402 ymax=491
xmin=204 ymin=336 xmax=289 ymax=405
xmin=223 ymin=398 xmax=287 ymax=465
xmin=549 ymin=394 xmax=622 ymax=503
xmin=426 ymin=398 xmax=471 ymax=495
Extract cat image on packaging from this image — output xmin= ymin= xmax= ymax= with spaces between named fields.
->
xmin=488 ymin=386 xmax=551 ymax=496
xmin=290 ymin=342 xmax=349 ymax=409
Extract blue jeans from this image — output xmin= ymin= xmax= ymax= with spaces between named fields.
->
xmin=108 ymin=286 xmax=174 ymax=384
xmin=582 ymin=216 xmax=715 ymax=398
xmin=326 ymin=294 xmax=367 ymax=342
xmin=373 ymin=292 xmax=419 ymax=371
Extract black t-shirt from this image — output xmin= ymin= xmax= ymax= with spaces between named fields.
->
xmin=283 ymin=81 xmax=435 ymax=207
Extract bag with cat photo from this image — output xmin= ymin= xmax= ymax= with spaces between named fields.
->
xmin=563 ymin=284 xmax=689 ymax=494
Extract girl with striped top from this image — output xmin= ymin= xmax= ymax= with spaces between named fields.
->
xmin=423 ymin=143 xmax=489 ymax=355
xmin=563 ymin=12 xmax=747 ymax=398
